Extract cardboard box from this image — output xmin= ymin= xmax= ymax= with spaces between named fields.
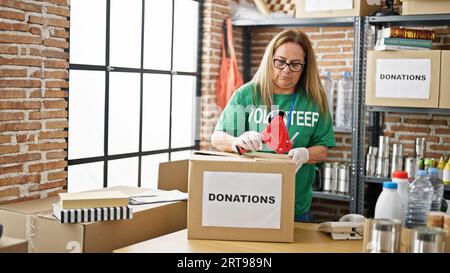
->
xmin=402 ymin=0 xmax=450 ymax=15
xmin=0 ymin=160 xmax=189 ymax=253
xmin=296 ymin=0 xmax=380 ymax=18
xmin=365 ymin=50 xmax=441 ymax=108
xmin=0 ymin=236 xmax=28 ymax=253
xmin=187 ymin=151 xmax=296 ymax=243
xmin=439 ymin=50 xmax=450 ymax=109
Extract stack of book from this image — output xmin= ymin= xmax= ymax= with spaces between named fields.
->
xmin=53 ymin=191 xmax=132 ymax=224
xmin=374 ymin=27 xmax=435 ymax=51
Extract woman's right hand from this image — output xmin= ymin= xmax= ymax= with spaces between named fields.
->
xmin=232 ymin=131 xmax=263 ymax=153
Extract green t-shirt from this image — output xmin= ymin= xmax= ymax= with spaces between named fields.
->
xmin=215 ymin=82 xmax=336 ymax=217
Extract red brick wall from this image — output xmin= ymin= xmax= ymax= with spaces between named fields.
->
xmin=0 ymin=0 xmax=69 ymax=204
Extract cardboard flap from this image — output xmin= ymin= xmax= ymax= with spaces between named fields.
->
xmin=191 ymin=150 xmax=294 ymax=164
xmin=192 ymin=150 xmax=240 ymax=158
xmin=158 ymin=160 xmax=188 ymax=192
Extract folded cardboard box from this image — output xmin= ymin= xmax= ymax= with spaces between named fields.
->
xmin=365 ymin=50 xmax=441 ymax=108
xmin=296 ymin=0 xmax=380 ymax=18
xmin=187 ymin=151 xmax=296 ymax=243
xmin=0 ymin=160 xmax=188 ymax=253
xmin=402 ymin=0 xmax=450 ymax=15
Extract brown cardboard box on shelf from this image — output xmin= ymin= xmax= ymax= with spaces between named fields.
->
xmin=439 ymin=50 xmax=450 ymax=109
xmin=187 ymin=151 xmax=296 ymax=243
xmin=365 ymin=50 xmax=441 ymax=108
xmin=295 ymin=0 xmax=380 ymax=18
xmin=402 ymin=0 xmax=450 ymax=15
xmin=0 ymin=236 xmax=28 ymax=253
xmin=0 ymin=160 xmax=188 ymax=253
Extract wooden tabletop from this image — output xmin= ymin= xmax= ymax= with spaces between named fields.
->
xmin=114 ymin=222 xmax=363 ymax=253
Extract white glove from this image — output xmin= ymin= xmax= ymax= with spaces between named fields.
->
xmin=232 ymin=131 xmax=263 ymax=153
xmin=288 ymin=147 xmax=309 ymax=172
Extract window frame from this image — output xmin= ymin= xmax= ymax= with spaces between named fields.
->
xmin=68 ymin=0 xmax=203 ymax=188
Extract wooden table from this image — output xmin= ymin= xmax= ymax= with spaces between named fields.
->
xmin=114 ymin=222 xmax=363 ymax=253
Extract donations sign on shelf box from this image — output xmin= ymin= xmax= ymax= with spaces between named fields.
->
xmin=365 ymin=50 xmax=441 ymax=108
xmin=375 ymin=58 xmax=431 ymax=100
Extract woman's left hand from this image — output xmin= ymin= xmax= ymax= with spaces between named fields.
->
xmin=288 ymin=147 xmax=309 ymax=172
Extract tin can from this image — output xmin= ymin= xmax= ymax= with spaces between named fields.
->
xmin=376 ymin=157 xmax=390 ymax=178
xmin=415 ymin=138 xmax=426 ymax=158
xmin=405 ymin=157 xmax=416 ymax=179
xmin=331 ymin=162 xmax=339 ymax=192
xmin=366 ymin=147 xmax=378 ymax=176
xmin=337 ymin=163 xmax=350 ymax=194
xmin=411 ymin=227 xmax=446 ymax=253
xmin=323 ymin=162 xmax=333 ymax=192
xmin=378 ymin=136 xmax=390 ymax=158
xmin=365 ymin=219 xmax=402 ymax=253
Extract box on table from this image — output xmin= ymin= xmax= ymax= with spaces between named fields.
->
xmin=295 ymin=0 xmax=380 ymax=18
xmin=402 ymin=0 xmax=450 ymax=15
xmin=0 ymin=236 xmax=28 ymax=253
xmin=0 ymin=160 xmax=188 ymax=253
xmin=365 ymin=50 xmax=441 ymax=108
xmin=187 ymin=151 xmax=296 ymax=243
xmin=439 ymin=50 xmax=450 ymax=109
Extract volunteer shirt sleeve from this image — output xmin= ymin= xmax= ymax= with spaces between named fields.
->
xmin=214 ymin=88 xmax=248 ymax=137
xmin=308 ymin=110 xmax=336 ymax=148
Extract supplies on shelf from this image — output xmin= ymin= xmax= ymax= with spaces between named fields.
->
xmin=320 ymin=162 xmax=350 ymax=195
xmin=365 ymin=136 xmax=449 ymax=182
xmin=374 ymin=26 xmax=434 ymax=51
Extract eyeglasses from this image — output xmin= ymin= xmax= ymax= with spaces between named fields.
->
xmin=273 ymin=58 xmax=304 ymax=72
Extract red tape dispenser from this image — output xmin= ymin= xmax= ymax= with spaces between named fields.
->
xmin=235 ymin=112 xmax=299 ymax=155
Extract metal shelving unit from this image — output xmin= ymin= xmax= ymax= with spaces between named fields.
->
xmin=333 ymin=127 xmax=352 ymax=134
xmin=358 ymin=14 xmax=450 ymax=215
xmin=312 ymin=191 xmax=351 ymax=202
xmin=367 ymin=106 xmax=450 ymax=115
xmin=232 ymin=16 xmax=366 ymax=212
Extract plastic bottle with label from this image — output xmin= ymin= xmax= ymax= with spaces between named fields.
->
xmin=403 ymin=170 xmax=434 ymax=228
xmin=443 ymin=158 xmax=450 ymax=185
xmin=436 ymin=156 xmax=445 ymax=180
xmin=335 ymin=72 xmax=353 ymax=130
xmin=374 ymin=182 xmax=404 ymax=222
xmin=320 ymin=71 xmax=334 ymax=121
xmin=392 ymin=171 xmax=409 ymax=211
xmin=427 ymin=168 xmax=444 ymax=212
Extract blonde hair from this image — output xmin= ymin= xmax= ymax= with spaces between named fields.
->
xmin=251 ymin=29 xmax=329 ymax=117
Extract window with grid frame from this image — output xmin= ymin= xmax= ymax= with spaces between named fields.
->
xmin=68 ymin=0 xmax=202 ymax=192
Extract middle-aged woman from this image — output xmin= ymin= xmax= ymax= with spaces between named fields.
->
xmin=211 ymin=29 xmax=336 ymax=222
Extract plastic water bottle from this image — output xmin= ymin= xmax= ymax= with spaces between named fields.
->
xmin=321 ymin=71 xmax=334 ymax=120
xmin=427 ymin=168 xmax=444 ymax=212
xmin=374 ymin=182 xmax=404 ymax=222
xmin=335 ymin=72 xmax=353 ymax=130
xmin=403 ymin=170 xmax=433 ymax=228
